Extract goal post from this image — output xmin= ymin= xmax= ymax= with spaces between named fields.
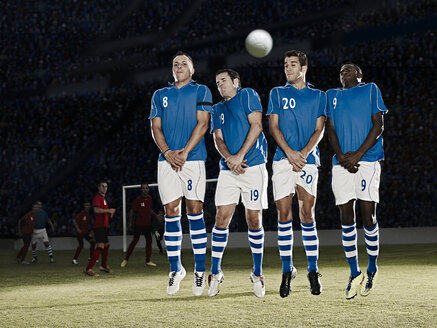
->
xmin=121 ymin=178 xmax=218 ymax=252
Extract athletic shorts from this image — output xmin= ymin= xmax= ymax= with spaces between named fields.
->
xmin=77 ymin=233 xmax=94 ymax=244
xmin=31 ymin=228 xmax=49 ymax=243
xmin=133 ymin=225 xmax=153 ymax=239
xmin=158 ymin=160 xmax=206 ymax=205
xmin=22 ymin=233 xmax=32 ymax=244
xmin=272 ymin=160 xmax=319 ymax=201
xmin=93 ymin=227 xmax=109 ymax=244
xmin=215 ymin=163 xmax=268 ymax=210
xmin=332 ymin=161 xmax=381 ymax=205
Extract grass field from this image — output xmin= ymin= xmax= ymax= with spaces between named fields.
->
xmin=1 ymin=244 xmax=436 ymax=328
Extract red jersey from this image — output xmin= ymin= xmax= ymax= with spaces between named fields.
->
xmin=75 ymin=210 xmax=91 ymax=234
xmin=93 ymin=194 xmax=109 ymax=228
xmin=131 ymin=195 xmax=152 ymax=226
xmin=20 ymin=211 xmax=37 ymax=234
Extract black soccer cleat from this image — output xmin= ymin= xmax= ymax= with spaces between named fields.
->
xmin=279 ymin=267 xmax=297 ymax=298
xmin=307 ymin=270 xmax=323 ymax=295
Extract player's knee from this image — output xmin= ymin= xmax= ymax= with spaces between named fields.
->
xmin=299 ymin=207 xmax=314 ymax=223
xmin=277 ymin=210 xmax=292 ymax=222
xmin=78 ymin=242 xmax=84 ymax=247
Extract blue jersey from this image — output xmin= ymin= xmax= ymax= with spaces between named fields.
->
xmin=267 ymin=82 xmax=326 ymax=166
xmin=149 ymin=81 xmax=213 ymax=161
xmin=35 ymin=209 xmax=51 ymax=229
xmin=326 ymin=82 xmax=388 ymax=165
xmin=211 ymin=88 xmax=267 ymax=170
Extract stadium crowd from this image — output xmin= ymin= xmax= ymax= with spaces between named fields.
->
xmin=1 ymin=1 xmax=435 ymax=237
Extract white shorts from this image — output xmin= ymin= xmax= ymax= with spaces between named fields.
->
xmin=332 ymin=161 xmax=381 ymax=205
xmin=31 ymin=228 xmax=49 ymax=243
xmin=158 ymin=160 xmax=206 ymax=205
xmin=215 ymin=164 xmax=268 ymax=210
xmin=272 ymin=160 xmax=319 ymax=201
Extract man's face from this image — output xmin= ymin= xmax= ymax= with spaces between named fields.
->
xmin=98 ymin=183 xmax=108 ymax=196
xmin=340 ymin=64 xmax=361 ymax=87
xmin=216 ymin=72 xmax=238 ymax=99
xmin=172 ymin=55 xmax=194 ymax=83
xmin=140 ymin=184 xmax=149 ymax=197
xmin=84 ymin=203 xmax=91 ymax=212
xmin=284 ymin=56 xmax=305 ymax=83
xmin=32 ymin=204 xmax=40 ymax=213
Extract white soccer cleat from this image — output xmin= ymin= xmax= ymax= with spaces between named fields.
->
xmin=167 ymin=266 xmax=186 ymax=296
xmin=208 ymin=272 xmax=224 ymax=297
xmin=72 ymin=259 xmax=78 ymax=265
xmin=250 ymin=272 xmax=266 ymax=298
xmin=346 ymin=272 xmax=365 ymax=299
xmin=192 ymin=271 xmax=206 ymax=296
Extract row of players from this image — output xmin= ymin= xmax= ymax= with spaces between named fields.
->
xmin=146 ymin=49 xmax=388 ymax=300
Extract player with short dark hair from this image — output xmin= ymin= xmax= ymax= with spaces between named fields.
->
xmin=149 ymin=51 xmax=213 ymax=296
xmin=268 ymin=50 xmax=326 ymax=297
xmin=121 ymin=183 xmax=157 ymax=268
xmin=16 ymin=203 xmax=39 ymax=264
xmin=208 ymin=68 xmax=268 ymax=298
xmin=326 ymin=63 xmax=388 ymax=299
xmin=84 ymin=181 xmax=116 ymax=276
xmin=72 ymin=202 xmax=95 ymax=265
xmin=30 ymin=201 xmax=55 ymax=263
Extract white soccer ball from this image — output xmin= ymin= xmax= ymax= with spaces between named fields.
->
xmin=245 ymin=29 xmax=273 ymax=58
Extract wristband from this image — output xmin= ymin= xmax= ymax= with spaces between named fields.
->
xmin=163 ymin=149 xmax=171 ymax=156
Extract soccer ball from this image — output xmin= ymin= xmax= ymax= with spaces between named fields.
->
xmin=245 ymin=29 xmax=273 ymax=58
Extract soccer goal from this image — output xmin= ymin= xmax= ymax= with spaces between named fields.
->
xmin=121 ymin=178 xmax=218 ymax=252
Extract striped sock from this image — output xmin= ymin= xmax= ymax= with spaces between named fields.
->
xmin=211 ymin=226 xmax=229 ymax=274
xmin=301 ymin=221 xmax=319 ymax=272
xmin=31 ymin=249 xmax=37 ymax=259
xmin=164 ymin=216 xmax=182 ymax=272
xmin=187 ymin=212 xmax=207 ymax=272
xmin=278 ymin=219 xmax=293 ymax=273
xmin=46 ymin=245 xmax=53 ymax=258
xmin=248 ymin=227 xmax=264 ymax=276
xmin=342 ymin=223 xmax=361 ymax=277
xmin=364 ymin=222 xmax=379 ymax=273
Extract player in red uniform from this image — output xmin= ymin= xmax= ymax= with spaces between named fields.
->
xmin=84 ymin=181 xmax=116 ymax=276
xmin=72 ymin=202 xmax=96 ymax=265
xmin=121 ymin=183 xmax=157 ymax=267
xmin=16 ymin=202 xmax=39 ymax=264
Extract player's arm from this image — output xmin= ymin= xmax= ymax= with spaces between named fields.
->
xmin=212 ymin=129 xmax=246 ymax=174
xmin=94 ymin=207 xmax=116 ymax=215
xmin=327 ymin=117 xmax=357 ymax=173
xmin=301 ymin=115 xmax=326 ymax=159
xmin=128 ymin=209 xmax=134 ymax=229
xmin=225 ymin=111 xmax=263 ymax=172
xmin=343 ymin=112 xmax=384 ymax=167
xmin=174 ymin=110 xmax=211 ymax=166
xmin=269 ymin=113 xmax=306 ymax=171
xmin=72 ymin=218 xmax=81 ymax=234
xmin=150 ymin=117 xmax=182 ymax=169
xmin=17 ymin=217 xmax=23 ymax=236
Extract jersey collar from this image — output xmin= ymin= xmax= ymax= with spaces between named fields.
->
xmin=168 ymin=79 xmax=196 ymax=87
xmin=341 ymin=82 xmax=365 ymax=90
xmin=285 ymin=81 xmax=313 ymax=88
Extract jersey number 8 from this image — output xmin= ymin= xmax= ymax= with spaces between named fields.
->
xmin=163 ymin=97 xmax=168 ymax=108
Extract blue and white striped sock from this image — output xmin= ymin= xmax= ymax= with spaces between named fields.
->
xmin=187 ymin=212 xmax=207 ymax=272
xmin=164 ymin=215 xmax=182 ymax=272
xmin=211 ymin=226 xmax=229 ymax=274
xmin=364 ymin=222 xmax=379 ymax=273
xmin=248 ymin=227 xmax=264 ymax=276
xmin=278 ymin=219 xmax=293 ymax=273
xmin=342 ymin=223 xmax=361 ymax=277
xmin=301 ymin=221 xmax=319 ymax=272
xmin=46 ymin=245 xmax=54 ymax=258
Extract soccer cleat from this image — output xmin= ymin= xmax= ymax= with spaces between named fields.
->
xmin=360 ymin=271 xmax=378 ymax=296
xmin=72 ymin=259 xmax=79 ymax=265
xmin=192 ymin=271 xmax=206 ymax=296
xmin=280 ymin=266 xmax=297 ymax=298
xmin=250 ymin=272 xmax=266 ymax=298
xmin=120 ymin=259 xmax=128 ymax=268
xmin=145 ymin=261 xmax=157 ymax=267
xmin=307 ymin=270 xmax=323 ymax=295
xmin=167 ymin=266 xmax=186 ymax=296
xmin=50 ymin=257 xmax=55 ymax=263
xmin=345 ymin=272 xmax=364 ymax=299
xmin=99 ymin=266 xmax=112 ymax=273
xmin=83 ymin=269 xmax=99 ymax=277
xmin=31 ymin=257 xmax=38 ymax=263
xmin=21 ymin=260 xmax=30 ymax=265
xmin=208 ymin=272 xmax=224 ymax=297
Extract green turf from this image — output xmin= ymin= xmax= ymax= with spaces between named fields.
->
xmin=1 ymin=244 xmax=436 ymax=328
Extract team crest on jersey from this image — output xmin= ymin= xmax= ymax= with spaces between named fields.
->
xmin=83 ymin=216 xmax=86 ymax=221
xmin=141 ymin=202 xmax=145 ymax=207
xmin=104 ymin=200 xmax=107 ymax=205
